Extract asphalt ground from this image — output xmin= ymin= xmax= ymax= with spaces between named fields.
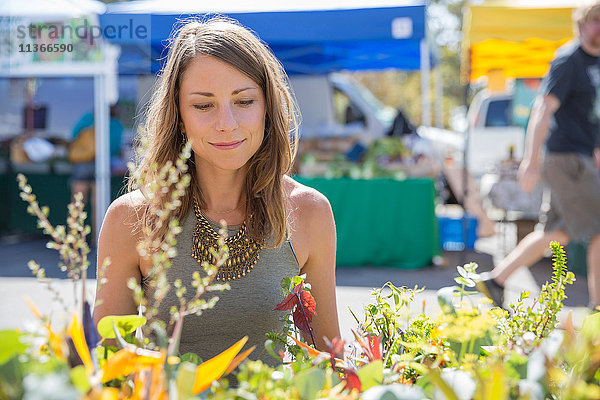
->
xmin=0 ymin=224 xmax=592 ymax=342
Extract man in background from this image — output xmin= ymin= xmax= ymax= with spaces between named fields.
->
xmin=478 ymin=2 xmax=600 ymax=309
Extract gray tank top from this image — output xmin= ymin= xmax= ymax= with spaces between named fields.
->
xmin=150 ymin=210 xmax=300 ymax=365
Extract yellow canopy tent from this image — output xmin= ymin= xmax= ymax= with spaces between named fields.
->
xmin=462 ymin=0 xmax=582 ymax=86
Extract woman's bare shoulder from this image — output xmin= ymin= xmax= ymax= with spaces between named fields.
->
xmin=283 ymin=175 xmax=333 ymax=223
xmin=101 ymin=190 xmax=147 ymax=237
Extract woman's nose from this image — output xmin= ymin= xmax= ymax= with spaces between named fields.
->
xmin=215 ymin=104 xmax=239 ymax=132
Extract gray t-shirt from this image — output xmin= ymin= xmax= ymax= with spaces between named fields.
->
xmin=148 ymin=211 xmax=300 ymax=366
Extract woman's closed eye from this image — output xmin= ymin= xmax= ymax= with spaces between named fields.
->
xmin=237 ymin=99 xmax=255 ymax=107
xmin=193 ymin=103 xmax=212 ymax=111
xmin=193 ymin=100 xmax=255 ymax=110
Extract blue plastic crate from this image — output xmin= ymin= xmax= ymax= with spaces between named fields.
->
xmin=438 ymin=215 xmax=478 ymax=251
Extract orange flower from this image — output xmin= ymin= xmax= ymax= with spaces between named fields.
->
xmin=101 ymin=347 xmax=165 ymax=383
xmin=69 ymin=313 xmax=94 ymax=375
xmin=192 ymin=336 xmax=250 ymax=395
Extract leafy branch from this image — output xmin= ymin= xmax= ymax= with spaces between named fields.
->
xmin=506 ymin=241 xmax=575 ymax=344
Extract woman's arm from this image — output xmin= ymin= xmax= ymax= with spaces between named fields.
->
xmin=295 ymin=187 xmax=341 ymax=350
xmin=93 ymin=193 xmax=143 ymax=326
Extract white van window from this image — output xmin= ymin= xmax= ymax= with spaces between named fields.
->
xmin=485 ymin=99 xmax=512 ymax=127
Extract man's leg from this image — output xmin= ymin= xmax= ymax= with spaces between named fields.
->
xmin=477 ymin=228 xmax=568 ymax=308
xmin=587 ymin=234 xmax=600 ymax=307
xmin=491 ymin=229 xmax=569 ymax=286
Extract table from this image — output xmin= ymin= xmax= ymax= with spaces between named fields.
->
xmin=1 ymin=172 xmax=125 ymax=235
xmin=2 ymin=174 xmax=439 ymax=269
xmin=294 ymin=177 xmax=438 ymax=268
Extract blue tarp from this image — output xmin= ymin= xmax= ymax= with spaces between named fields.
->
xmin=99 ymin=2 xmax=426 ymax=75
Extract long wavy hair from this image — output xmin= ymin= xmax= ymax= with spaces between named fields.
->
xmin=130 ymin=16 xmax=300 ymax=247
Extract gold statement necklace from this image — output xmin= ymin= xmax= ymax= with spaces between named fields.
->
xmin=191 ymin=200 xmax=263 ymax=281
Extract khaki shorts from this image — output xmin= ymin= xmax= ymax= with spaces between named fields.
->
xmin=541 ymin=152 xmax=600 ymax=242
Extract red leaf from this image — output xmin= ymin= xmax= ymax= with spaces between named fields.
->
xmin=368 ymin=335 xmax=382 ymax=361
xmin=324 ymin=337 xmax=345 ymax=360
xmin=342 ymin=369 xmax=362 ymax=392
xmin=293 ymin=307 xmax=313 ymax=335
xmin=275 ymin=282 xmax=318 ymax=340
xmin=298 ymin=290 xmax=317 ymax=316
xmin=273 ymin=292 xmax=297 ymax=311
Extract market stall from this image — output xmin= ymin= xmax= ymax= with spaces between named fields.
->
xmin=462 ymin=0 xmax=578 ymax=84
xmin=3 ymin=173 xmax=125 ymax=235
xmin=0 ymin=0 xmax=119 ymax=236
xmin=95 ymin=1 xmax=440 ymax=268
xmin=101 ymin=0 xmax=438 ymax=127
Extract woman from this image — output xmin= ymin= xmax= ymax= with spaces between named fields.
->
xmin=93 ymin=17 xmax=340 ymax=364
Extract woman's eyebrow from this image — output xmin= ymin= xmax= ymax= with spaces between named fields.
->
xmin=188 ymin=87 xmax=258 ymax=97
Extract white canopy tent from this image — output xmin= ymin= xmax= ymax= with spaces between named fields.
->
xmin=0 ymin=0 xmax=118 ymax=237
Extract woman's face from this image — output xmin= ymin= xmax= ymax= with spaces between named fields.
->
xmin=178 ymin=55 xmax=266 ymax=173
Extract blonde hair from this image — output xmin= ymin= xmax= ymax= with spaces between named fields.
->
xmin=130 ymin=16 xmax=299 ymax=247
xmin=574 ymin=1 xmax=600 ymax=35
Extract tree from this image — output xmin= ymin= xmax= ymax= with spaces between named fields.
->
xmin=350 ymin=0 xmax=469 ymax=129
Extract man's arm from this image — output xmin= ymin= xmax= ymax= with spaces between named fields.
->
xmin=518 ymin=93 xmax=560 ymax=193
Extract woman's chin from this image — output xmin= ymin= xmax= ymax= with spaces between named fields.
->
xmin=199 ymin=158 xmax=251 ymax=173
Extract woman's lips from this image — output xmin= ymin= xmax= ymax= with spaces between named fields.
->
xmin=210 ymin=139 xmax=245 ymax=150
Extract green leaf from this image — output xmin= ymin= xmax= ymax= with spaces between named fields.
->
xmin=454 ymin=277 xmax=475 ymax=287
xmin=180 ymin=352 xmax=202 ymax=365
xmin=0 ymin=330 xmax=27 ymax=365
xmin=264 ymin=339 xmax=283 ymax=361
xmin=357 ymin=360 xmax=383 ymax=391
xmin=0 ymin=356 xmax=24 ymax=399
xmin=291 ymin=276 xmax=304 ymax=287
xmin=69 ymin=365 xmax=90 ymax=394
xmin=505 ymin=352 xmax=528 ymax=380
xmin=281 ymin=277 xmax=292 ymax=290
xmin=293 ymin=367 xmax=326 ymax=400
xmin=175 ymin=361 xmax=197 ymax=400
xmin=26 ymin=355 xmax=68 ymax=376
xmin=97 ymin=315 xmax=146 ymax=339
xmin=582 ymin=311 xmax=600 ymax=340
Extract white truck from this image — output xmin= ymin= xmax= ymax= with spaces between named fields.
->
xmin=289 ymin=73 xmax=396 ymax=141
xmin=467 ymin=89 xmax=544 ymax=234
xmin=465 ymin=89 xmax=526 ymax=177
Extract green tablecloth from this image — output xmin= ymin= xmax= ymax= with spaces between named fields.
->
xmin=294 ymin=177 xmax=438 ymax=268
xmin=1 ymin=173 xmax=126 ymax=235
xmin=2 ymin=174 xmax=438 ymax=268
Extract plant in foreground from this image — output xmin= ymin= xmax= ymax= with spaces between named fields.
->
xmin=3 ymin=142 xmax=254 ymax=399
xmin=5 ymin=163 xmax=600 ymax=399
